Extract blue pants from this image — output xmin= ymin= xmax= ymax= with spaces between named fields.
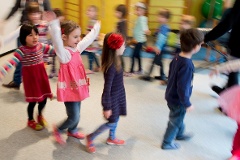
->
xmin=89 ymin=117 xmax=119 ymax=140
xmin=162 ymin=104 xmax=186 ymax=144
xmin=130 ymin=42 xmax=143 ymax=73
xmin=58 ymin=102 xmax=81 ymax=134
xmin=82 ymin=51 xmax=100 ymax=70
xmin=13 ymin=37 xmax=22 ymax=85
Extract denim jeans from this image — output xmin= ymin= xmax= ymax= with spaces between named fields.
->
xmin=162 ymin=104 xmax=186 ymax=144
xmin=89 ymin=117 xmax=119 ymax=140
xmin=13 ymin=63 xmax=22 ymax=85
xmin=58 ymin=102 xmax=81 ymax=133
xmin=130 ymin=42 xmax=143 ymax=73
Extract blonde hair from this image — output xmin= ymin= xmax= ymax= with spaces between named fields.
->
xmin=181 ymin=15 xmax=196 ymax=27
xmin=60 ymin=20 xmax=80 ymax=36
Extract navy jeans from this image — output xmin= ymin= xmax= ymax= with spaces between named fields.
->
xmin=13 ymin=37 xmax=22 ymax=85
xmin=58 ymin=102 xmax=81 ymax=134
xmin=162 ymin=104 xmax=186 ymax=144
xmin=130 ymin=42 xmax=143 ymax=73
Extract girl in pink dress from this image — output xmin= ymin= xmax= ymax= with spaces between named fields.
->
xmin=0 ymin=23 xmax=54 ymax=131
xmin=45 ymin=11 xmax=101 ymax=144
xmin=210 ymin=59 xmax=240 ymax=160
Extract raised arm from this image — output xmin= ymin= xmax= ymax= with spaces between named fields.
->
xmin=0 ymin=26 xmax=20 ymax=50
xmin=77 ymin=21 xmax=101 ymax=53
xmin=5 ymin=0 xmax=21 ymax=20
xmin=48 ymin=19 xmax=71 ymax=64
xmin=216 ymin=59 xmax=240 ymax=73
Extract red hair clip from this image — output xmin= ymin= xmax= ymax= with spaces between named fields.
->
xmin=107 ymin=33 xmax=124 ymax=50
xmin=61 ymin=28 xmax=65 ymax=34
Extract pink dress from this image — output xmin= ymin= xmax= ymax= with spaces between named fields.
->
xmin=219 ymin=85 xmax=240 ymax=123
xmin=57 ymin=49 xmax=89 ymax=102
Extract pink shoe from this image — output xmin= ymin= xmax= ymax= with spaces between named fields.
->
xmin=106 ymin=138 xmax=125 ymax=145
xmin=67 ymin=131 xmax=85 ymax=139
xmin=52 ymin=125 xmax=65 ymax=145
xmin=86 ymin=135 xmax=96 ymax=153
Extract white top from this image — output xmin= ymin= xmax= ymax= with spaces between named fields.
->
xmin=216 ymin=59 xmax=240 ymax=73
xmin=48 ymin=19 xmax=100 ymax=64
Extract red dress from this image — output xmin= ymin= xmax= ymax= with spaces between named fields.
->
xmin=15 ymin=43 xmax=54 ymax=102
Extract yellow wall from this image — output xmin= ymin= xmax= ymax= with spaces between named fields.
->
xmin=50 ymin=0 xmax=64 ymax=11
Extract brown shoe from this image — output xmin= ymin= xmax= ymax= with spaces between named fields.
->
xmin=2 ymin=81 xmax=20 ymax=90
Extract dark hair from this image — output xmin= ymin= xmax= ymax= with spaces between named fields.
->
xmin=101 ymin=33 xmax=122 ymax=73
xmin=53 ymin=8 xmax=63 ymax=17
xmin=19 ymin=23 xmax=39 ymax=45
xmin=116 ymin=4 xmax=128 ymax=18
xmin=60 ymin=20 xmax=80 ymax=36
xmin=26 ymin=2 xmax=40 ymax=14
xmin=180 ymin=28 xmax=204 ymax=52
xmin=159 ymin=9 xmax=171 ymax=19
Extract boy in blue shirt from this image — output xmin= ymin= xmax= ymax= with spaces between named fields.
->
xmin=142 ymin=9 xmax=171 ymax=82
xmin=161 ymin=28 xmax=204 ymax=150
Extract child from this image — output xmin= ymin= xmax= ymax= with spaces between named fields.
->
xmin=210 ymin=59 xmax=240 ymax=160
xmin=2 ymin=2 xmax=53 ymax=89
xmin=86 ymin=33 xmax=127 ymax=153
xmin=115 ymin=4 xmax=128 ymax=74
xmin=129 ymin=2 xmax=150 ymax=75
xmin=48 ymin=8 xmax=65 ymax=78
xmin=142 ymin=9 xmax=171 ymax=82
xmin=0 ymin=23 xmax=55 ymax=131
xmin=44 ymin=11 xmax=101 ymax=144
xmin=84 ymin=5 xmax=100 ymax=73
xmin=161 ymin=28 xmax=204 ymax=150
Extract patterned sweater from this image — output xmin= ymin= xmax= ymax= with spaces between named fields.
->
xmin=0 ymin=43 xmax=54 ymax=77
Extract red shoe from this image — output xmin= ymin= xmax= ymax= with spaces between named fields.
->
xmin=106 ymin=138 xmax=125 ymax=145
xmin=37 ymin=115 xmax=48 ymax=127
xmin=67 ymin=131 xmax=85 ymax=139
xmin=86 ymin=135 xmax=96 ymax=153
xmin=53 ymin=125 xmax=65 ymax=145
xmin=27 ymin=120 xmax=43 ymax=131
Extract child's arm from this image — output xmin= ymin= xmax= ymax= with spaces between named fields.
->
xmin=0 ymin=49 xmax=22 ymax=80
xmin=48 ymin=19 xmax=71 ymax=64
xmin=77 ymin=21 xmax=101 ymax=53
xmin=42 ymin=43 xmax=55 ymax=57
xmin=177 ymin=65 xmax=193 ymax=108
xmin=101 ymin=66 xmax=116 ymax=112
xmin=141 ymin=16 xmax=150 ymax=35
xmin=0 ymin=26 xmax=20 ymax=49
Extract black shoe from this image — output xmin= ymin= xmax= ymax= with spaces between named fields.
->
xmin=176 ymin=133 xmax=193 ymax=141
xmin=211 ymin=85 xmax=225 ymax=95
xmin=141 ymin=76 xmax=153 ymax=81
xmin=2 ymin=81 xmax=20 ymax=90
xmin=161 ymin=142 xmax=180 ymax=150
xmin=154 ymin=76 xmax=167 ymax=81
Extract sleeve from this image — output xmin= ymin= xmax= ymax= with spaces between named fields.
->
xmin=48 ymin=19 xmax=71 ymax=64
xmin=177 ymin=65 xmax=193 ymax=108
xmin=76 ymin=22 xmax=100 ymax=53
xmin=0 ymin=26 xmax=20 ymax=48
xmin=5 ymin=0 xmax=21 ymax=20
xmin=216 ymin=59 xmax=240 ymax=73
xmin=42 ymin=43 xmax=55 ymax=57
xmin=43 ymin=0 xmax=52 ymax=11
xmin=204 ymin=0 xmax=240 ymax=42
xmin=155 ymin=26 xmax=169 ymax=50
xmin=101 ymin=66 xmax=116 ymax=111
xmin=0 ymin=49 xmax=22 ymax=78
xmin=141 ymin=16 xmax=149 ymax=32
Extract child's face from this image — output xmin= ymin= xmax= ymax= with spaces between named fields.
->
xmin=87 ymin=7 xmax=97 ymax=19
xmin=135 ymin=7 xmax=145 ymax=16
xmin=28 ymin=12 xmax=42 ymax=24
xmin=65 ymin=28 xmax=81 ymax=48
xmin=115 ymin=11 xmax=122 ymax=19
xmin=116 ymin=43 xmax=126 ymax=56
xmin=26 ymin=29 xmax=39 ymax=47
xmin=158 ymin=15 xmax=167 ymax=24
xmin=180 ymin=21 xmax=192 ymax=31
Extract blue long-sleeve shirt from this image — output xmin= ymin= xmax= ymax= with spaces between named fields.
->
xmin=165 ymin=55 xmax=194 ymax=108
xmin=155 ymin=24 xmax=170 ymax=51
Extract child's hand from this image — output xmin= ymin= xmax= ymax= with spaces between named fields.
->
xmin=209 ymin=69 xmax=219 ymax=78
xmin=42 ymin=11 xmax=57 ymax=22
xmin=145 ymin=30 xmax=151 ymax=35
xmin=187 ymin=105 xmax=194 ymax=112
xmin=154 ymin=47 xmax=161 ymax=55
xmin=103 ymin=110 xmax=112 ymax=119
